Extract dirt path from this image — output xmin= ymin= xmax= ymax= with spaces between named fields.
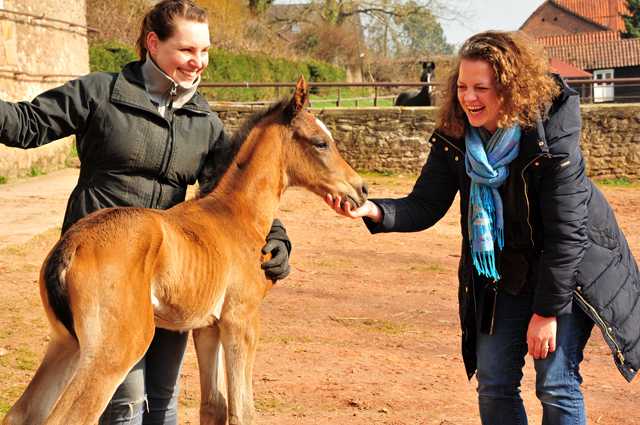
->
xmin=0 ymin=170 xmax=638 ymax=424
xmin=0 ymin=168 xmax=79 ymax=250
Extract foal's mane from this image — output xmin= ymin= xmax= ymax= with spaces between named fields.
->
xmin=197 ymin=98 xmax=290 ymax=198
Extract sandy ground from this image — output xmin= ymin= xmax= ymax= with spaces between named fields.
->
xmin=0 ymin=168 xmax=638 ymax=424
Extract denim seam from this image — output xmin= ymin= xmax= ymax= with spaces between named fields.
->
xmin=511 ymin=290 xmax=534 ymax=425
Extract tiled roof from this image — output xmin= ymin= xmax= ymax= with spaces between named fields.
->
xmin=538 ymin=31 xmax=621 ymax=46
xmin=554 ymin=0 xmax=630 ymax=32
xmin=549 ymin=57 xmax=593 ymax=77
xmin=545 ymin=38 xmax=640 ymax=69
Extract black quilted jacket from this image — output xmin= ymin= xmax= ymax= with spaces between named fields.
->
xmin=367 ymin=76 xmax=639 ymax=383
xmin=0 ymin=60 xmax=230 ymax=234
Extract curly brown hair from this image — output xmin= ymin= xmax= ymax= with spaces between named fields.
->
xmin=436 ymin=31 xmax=561 ymax=138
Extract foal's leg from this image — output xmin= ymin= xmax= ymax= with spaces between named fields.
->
xmin=45 ymin=320 xmax=154 ymax=425
xmin=194 ymin=326 xmax=228 ymax=425
xmin=2 ymin=323 xmax=79 ymax=425
xmin=41 ymin=308 xmax=156 ymax=424
xmin=221 ymin=309 xmax=261 ymax=425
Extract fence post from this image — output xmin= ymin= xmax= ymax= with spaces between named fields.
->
xmin=278 ymin=86 xmax=281 ymax=98
xmin=338 ymin=88 xmax=341 ymax=107
xmin=374 ymin=87 xmax=378 ymax=107
xmin=355 ymin=99 xmax=359 ymax=107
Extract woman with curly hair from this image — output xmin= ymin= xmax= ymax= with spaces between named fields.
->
xmin=325 ymin=30 xmax=639 ymax=424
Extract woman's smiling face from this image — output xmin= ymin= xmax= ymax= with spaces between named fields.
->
xmin=147 ymin=18 xmax=210 ymax=86
xmin=457 ymin=59 xmax=501 ymax=133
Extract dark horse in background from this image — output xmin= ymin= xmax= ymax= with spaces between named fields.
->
xmin=395 ymin=61 xmax=436 ymax=107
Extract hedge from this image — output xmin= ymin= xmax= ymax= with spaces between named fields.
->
xmin=89 ymin=42 xmax=346 ymax=102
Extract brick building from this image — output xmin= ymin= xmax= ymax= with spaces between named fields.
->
xmin=521 ymin=0 xmax=640 ymax=103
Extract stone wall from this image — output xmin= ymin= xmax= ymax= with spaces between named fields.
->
xmin=210 ymin=103 xmax=640 ymax=181
xmin=580 ymin=104 xmax=640 ymax=180
xmin=0 ymin=0 xmax=89 ymax=180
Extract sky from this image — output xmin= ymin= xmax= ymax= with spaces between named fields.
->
xmin=271 ymin=0 xmax=545 ymax=50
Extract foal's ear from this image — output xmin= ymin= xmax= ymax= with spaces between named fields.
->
xmin=284 ymin=75 xmax=308 ymax=122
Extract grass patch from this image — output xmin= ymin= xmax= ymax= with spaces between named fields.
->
xmin=254 ymin=397 xmax=304 ymax=414
xmin=335 ymin=318 xmax=413 ymax=334
xmin=314 ymin=259 xmax=357 ymax=268
xmin=2 ymin=348 xmax=38 ymax=371
xmin=596 ymin=177 xmax=637 ymax=187
xmin=358 ymin=171 xmax=420 ymax=186
xmin=260 ymin=335 xmax=329 ymax=345
xmin=69 ymin=143 xmax=78 ymax=158
xmin=407 ymin=264 xmax=448 ymax=272
xmin=309 ymin=93 xmax=395 ymax=108
xmin=177 ymin=391 xmax=200 ymax=409
xmin=0 ymin=227 xmax=60 ymax=256
xmin=0 ymin=176 xmax=6 ymax=184
xmin=26 ymin=167 xmax=45 ymax=178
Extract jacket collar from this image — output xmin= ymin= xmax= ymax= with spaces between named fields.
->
xmin=141 ymin=53 xmax=200 ymax=115
xmin=111 ymin=60 xmax=210 ymax=116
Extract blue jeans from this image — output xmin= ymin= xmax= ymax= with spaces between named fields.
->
xmin=475 ymin=279 xmax=594 ymax=425
xmin=99 ymin=328 xmax=189 ymax=425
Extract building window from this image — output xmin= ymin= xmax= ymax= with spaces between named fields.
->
xmin=593 ymin=69 xmax=614 ymax=102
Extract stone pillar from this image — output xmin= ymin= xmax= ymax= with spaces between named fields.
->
xmin=0 ymin=0 xmax=90 ymax=181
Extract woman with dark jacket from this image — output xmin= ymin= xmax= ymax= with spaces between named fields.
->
xmin=326 ymin=31 xmax=639 ymax=424
xmin=0 ymin=1 xmax=291 ymax=424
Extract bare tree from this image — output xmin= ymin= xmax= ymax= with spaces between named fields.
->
xmin=268 ymin=0 xmax=463 ymax=57
xmin=86 ymin=0 xmax=148 ymax=45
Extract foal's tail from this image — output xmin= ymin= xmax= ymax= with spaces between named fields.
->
xmin=43 ymin=237 xmax=77 ymax=340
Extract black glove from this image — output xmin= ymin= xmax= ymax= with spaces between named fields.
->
xmin=261 ymin=218 xmax=292 ymax=281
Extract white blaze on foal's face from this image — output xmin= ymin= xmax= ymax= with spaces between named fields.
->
xmin=316 ymin=119 xmax=333 ymax=141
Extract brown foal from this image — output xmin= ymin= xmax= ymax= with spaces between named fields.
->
xmin=3 ymin=76 xmax=368 ymax=425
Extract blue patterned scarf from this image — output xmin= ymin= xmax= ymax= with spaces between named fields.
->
xmin=465 ymin=124 xmax=521 ymax=280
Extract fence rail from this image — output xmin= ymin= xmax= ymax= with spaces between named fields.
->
xmin=201 ymin=77 xmax=640 ymax=106
xmin=199 ymin=81 xmax=437 ymax=107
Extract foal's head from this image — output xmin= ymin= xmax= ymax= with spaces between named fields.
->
xmin=197 ymin=76 xmax=368 ymax=210
xmin=281 ymin=76 xmax=369 ymax=210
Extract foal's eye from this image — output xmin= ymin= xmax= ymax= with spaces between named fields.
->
xmin=309 ymin=135 xmax=329 ymax=151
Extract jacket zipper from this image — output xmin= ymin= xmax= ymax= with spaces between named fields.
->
xmin=520 ymin=155 xmax=542 ymax=252
xmin=438 ymin=133 xmax=466 ymax=158
xmin=574 ymin=290 xmax=625 ymax=363
xmin=151 ymin=83 xmax=178 ymax=209
xmin=437 ymin=133 xmax=475 ymax=342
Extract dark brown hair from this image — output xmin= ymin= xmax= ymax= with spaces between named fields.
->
xmin=136 ymin=0 xmax=208 ymax=60
xmin=436 ymin=31 xmax=561 ymax=138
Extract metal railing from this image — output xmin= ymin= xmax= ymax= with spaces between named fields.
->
xmin=201 ymin=77 xmax=640 ymax=106
xmin=563 ymin=77 xmax=640 ymax=104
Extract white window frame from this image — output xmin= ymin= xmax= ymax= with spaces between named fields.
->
xmin=593 ymin=69 xmax=614 ymax=103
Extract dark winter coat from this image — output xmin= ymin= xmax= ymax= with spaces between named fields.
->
xmin=0 ymin=60 xmax=230 ymax=233
xmin=367 ymin=76 xmax=639 ymax=383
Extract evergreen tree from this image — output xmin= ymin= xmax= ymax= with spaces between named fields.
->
xmin=622 ymin=0 xmax=640 ymax=38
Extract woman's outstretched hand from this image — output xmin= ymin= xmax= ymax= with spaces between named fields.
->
xmin=323 ymin=194 xmax=383 ymax=222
